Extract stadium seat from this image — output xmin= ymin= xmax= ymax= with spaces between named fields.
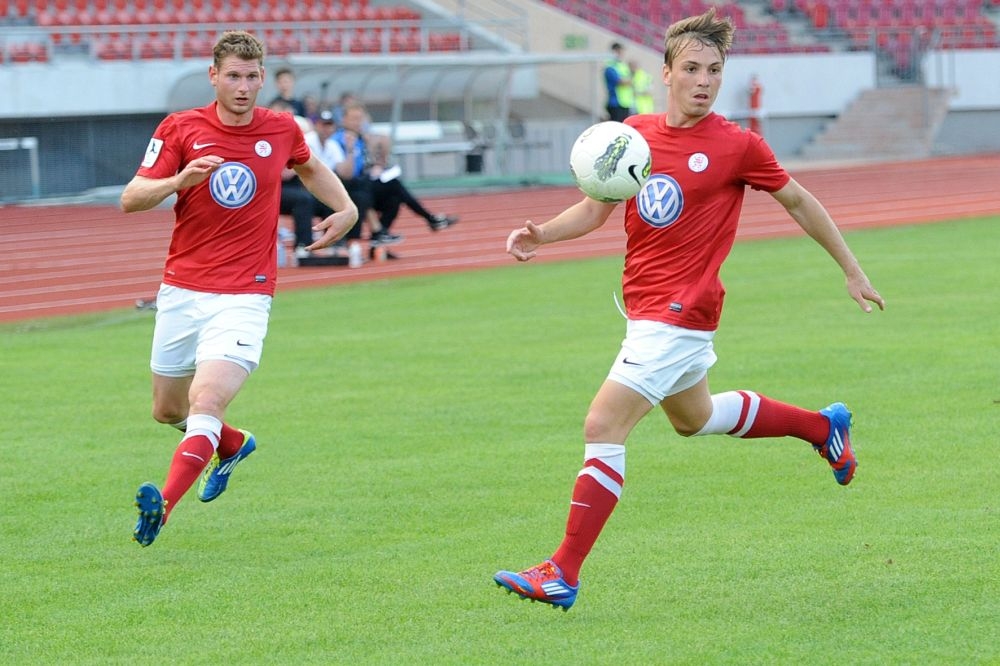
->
xmin=306 ymin=30 xmax=343 ymax=54
xmin=138 ymin=31 xmax=176 ymax=59
xmin=390 ymin=27 xmax=422 ymax=52
xmin=8 ymin=40 xmax=48 ymax=62
xmin=95 ymin=32 xmax=132 ymax=59
xmin=181 ymin=31 xmax=214 ymax=58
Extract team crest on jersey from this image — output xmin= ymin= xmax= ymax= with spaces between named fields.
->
xmin=637 ymin=174 xmax=683 ymax=228
xmin=688 ymin=152 xmax=709 ymax=172
xmin=209 ymin=162 xmax=256 ymax=208
xmin=255 ymin=140 xmax=272 ymax=157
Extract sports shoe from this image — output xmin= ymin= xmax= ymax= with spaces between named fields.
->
xmin=429 ymin=214 xmax=458 ymax=231
xmin=133 ymin=482 xmax=166 ymax=547
xmin=493 ymin=559 xmax=578 ymax=611
xmin=371 ymin=230 xmax=404 ymax=246
xmin=197 ymin=430 xmax=256 ymax=502
xmin=817 ymin=402 xmax=857 ymax=485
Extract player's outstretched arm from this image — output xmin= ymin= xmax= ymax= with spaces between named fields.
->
xmin=507 ymin=197 xmax=617 ymax=262
xmin=771 ymin=178 xmax=885 ymax=313
xmin=295 ymin=153 xmax=359 ymax=250
xmin=120 ymin=156 xmax=223 ymax=213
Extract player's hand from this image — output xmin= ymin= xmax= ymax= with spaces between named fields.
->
xmin=176 ymin=155 xmax=223 ymax=190
xmin=507 ymin=220 xmax=544 ymax=262
xmin=308 ymin=206 xmax=360 ymax=250
xmin=847 ymin=272 xmax=885 ymax=313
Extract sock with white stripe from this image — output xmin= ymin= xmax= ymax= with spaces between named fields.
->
xmin=694 ymin=391 xmax=828 ymax=444
xmin=160 ymin=414 xmax=222 ymax=521
xmin=552 ymin=443 xmax=625 ymax=587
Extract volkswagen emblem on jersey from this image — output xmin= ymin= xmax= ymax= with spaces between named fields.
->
xmin=637 ymin=174 xmax=683 ymax=228
xmin=209 ymin=162 xmax=256 ymax=208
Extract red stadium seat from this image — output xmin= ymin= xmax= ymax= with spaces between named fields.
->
xmin=306 ymin=30 xmax=343 ymax=54
xmin=182 ymin=32 xmax=214 ymax=59
xmin=9 ymin=41 xmax=49 ymax=63
xmin=390 ymin=27 xmax=422 ymax=52
xmin=138 ymin=32 xmax=176 ymax=59
xmin=95 ymin=33 xmax=132 ymax=59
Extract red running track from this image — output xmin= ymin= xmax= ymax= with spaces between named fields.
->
xmin=1 ymin=154 xmax=998 ymax=323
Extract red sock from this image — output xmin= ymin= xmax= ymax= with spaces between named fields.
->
xmin=552 ymin=451 xmax=624 ymax=586
xmin=736 ymin=392 xmax=828 ymax=445
xmin=217 ymin=423 xmax=245 ymax=459
xmin=161 ymin=435 xmax=214 ymax=520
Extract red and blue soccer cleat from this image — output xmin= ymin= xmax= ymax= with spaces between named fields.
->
xmin=197 ymin=430 xmax=256 ymax=502
xmin=133 ymin=482 xmax=165 ymax=547
xmin=494 ymin=559 xmax=578 ymax=611
xmin=817 ymin=402 xmax=857 ymax=485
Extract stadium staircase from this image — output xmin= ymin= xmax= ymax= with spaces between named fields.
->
xmin=799 ymin=85 xmax=952 ymax=160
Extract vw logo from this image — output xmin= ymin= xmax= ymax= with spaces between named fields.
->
xmin=637 ymin=174 xmax=683 ymax=228
xmin=209 ymin=162 xmax=256 ymax=209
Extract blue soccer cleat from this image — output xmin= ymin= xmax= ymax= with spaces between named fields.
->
xmin=133 ymin=482 xmax=166 ymax=547
xmin=817 ymin=402 xmax=857 ymax=485
xmin=197 ymin=430 xmax=256 ymax=502
xmin=494 ymin=559 xmax=579 ymax=611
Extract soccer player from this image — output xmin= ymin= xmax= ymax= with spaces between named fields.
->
xmin=494 ymin=9 xmax=884 ymax=610
xmin=121 ymin=31 xmax=358 ymax=547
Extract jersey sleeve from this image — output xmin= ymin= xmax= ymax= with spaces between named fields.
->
xmin=740 ymin=132 xmax=790 ymax=193
xmin=287 ymin=119 xmax=311 ymax=168
xmin=136 ymin=114 xmax=184 ymax=179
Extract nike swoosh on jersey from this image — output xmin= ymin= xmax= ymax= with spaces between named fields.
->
xmin=193 ymin=141 xmax=216 ymax=149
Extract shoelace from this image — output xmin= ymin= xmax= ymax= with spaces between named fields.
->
xmin=521 ymin=561 xmax=558 ymax=581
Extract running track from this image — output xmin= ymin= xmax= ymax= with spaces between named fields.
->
xmin=2 ymin=154 xmax=998 ymax=323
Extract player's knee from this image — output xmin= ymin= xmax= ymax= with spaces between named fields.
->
xmin=583 ymin=410 xmax=615 ymax=442
xmin=670 ymin=416 xmax=705 ymax=438
xmin=151 ymin=405 xmax=184 ymax=425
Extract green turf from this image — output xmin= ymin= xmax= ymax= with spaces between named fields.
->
xmin=1 ymin=216 xmax=997 ymax=664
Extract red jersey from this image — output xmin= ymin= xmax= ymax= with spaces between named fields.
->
xmin=621 ymin=112 xmax=789 ymax=331
xmin=136 ymin=102 xmax=310 ymax=296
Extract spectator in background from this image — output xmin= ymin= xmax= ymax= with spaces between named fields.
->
xmin=270 ymin=99 xmax=322 ymax=254
xmin=308 ymin=109 xmax=399 ymax=250
xmin=268 ymin=67 xmax=306 ymax=117
xmin=331 ymin=101 xmax=375 ymax=246
xmin=604 ymin=42 xmax=633 ymax=122
xmin=301 ymin=93 xmax=321 ymax=125
xmin=748 ymin=74 xmax=764 ymax=136
xmin=335 ymin=104 xmax=459 ymax=237
xmin=630 ymin=60 xmax=654 ymax=114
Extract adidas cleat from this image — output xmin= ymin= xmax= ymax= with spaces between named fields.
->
xmin=197 ymin=430 xmax=256 ymax=502
xmin=493 ymin=559 xmax=578 ymax=611
xmin=817 ymin=402 xmax=857 ymax=485
xmin=133 ymin=482 xmax=165 ymax=547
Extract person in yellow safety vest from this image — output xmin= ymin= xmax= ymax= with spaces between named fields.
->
xmin=604 ymin=42 xmax=633 ymax=121
xmin=631 ymin=61 xmax=654 ymax=114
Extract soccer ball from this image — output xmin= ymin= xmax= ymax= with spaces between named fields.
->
xmin=569 ymin=121 xmax=652 ymax=203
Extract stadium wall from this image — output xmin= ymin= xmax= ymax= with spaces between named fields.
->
xmin=2 ymin=16 xmax=1000 ymax=200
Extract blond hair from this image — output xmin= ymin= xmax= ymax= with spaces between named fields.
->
xmin=213 ymin=30 xmax=265 ymax=68
xmin=663 ymin=8 xmax=734 ymax=66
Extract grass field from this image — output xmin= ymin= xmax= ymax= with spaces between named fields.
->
xmin=1 ymin=216 xmax=997 ymax=664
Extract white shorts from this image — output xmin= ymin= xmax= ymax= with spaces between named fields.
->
xmin=607 ymin=319 xmax=718 ymax=405
xmin=149 ymin=284 xmax=272 ymax=377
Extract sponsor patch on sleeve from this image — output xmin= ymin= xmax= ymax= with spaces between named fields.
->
xmin=141 ymin=138 xmax=164 ymax=168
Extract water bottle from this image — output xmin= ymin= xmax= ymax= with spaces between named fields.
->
xmin=276 ymin=238 xmax=287 ymax=267
xmin=348 ymin=241 xmax=363 ymax=268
